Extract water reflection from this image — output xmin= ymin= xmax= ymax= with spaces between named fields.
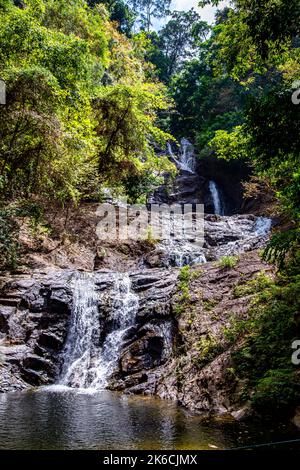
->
xmin=0 ymin=389 xmax=299 ymax=450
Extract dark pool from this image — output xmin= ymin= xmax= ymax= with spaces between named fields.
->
xmin=0 ymin=387 xmax=299 ymax=450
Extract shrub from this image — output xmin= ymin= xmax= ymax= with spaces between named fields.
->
xmin=218 ymin=255 xmax=239 ymax=269
xmin=233 ymin=271 xmax=273 ymax=298
xmin=194 ymin=334 xmax=223 ymax=369
xmin=252 ymin=370 xmax=300 ymax=414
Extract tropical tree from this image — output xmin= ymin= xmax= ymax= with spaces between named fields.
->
xmin=146 ymin=9 xmax=209 ymax=83
xmin=129 ymin=0 xmax=171 ymax=32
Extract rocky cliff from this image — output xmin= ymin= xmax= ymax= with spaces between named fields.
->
xmin=0 ymin=145 xmax=285 ymax=421
xmin=0 ymin=248 xmax=276 ymax=422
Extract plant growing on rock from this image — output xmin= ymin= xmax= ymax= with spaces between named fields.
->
xmin=194 ymin=334 xmax=223 ymax=370
xmin=218 ymin=255 xmax=239 ymax=269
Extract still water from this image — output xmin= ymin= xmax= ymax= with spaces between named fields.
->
xmin=0 ymin=387 xmax=299 ymax=450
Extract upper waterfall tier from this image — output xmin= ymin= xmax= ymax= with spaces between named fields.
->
xmin=167 ymin=139 xmax=197 ymax=174
xmin=209 ymin=181 xmax=224 ymax=216
xmin=147 ymin=214 xmax=272 ymax=268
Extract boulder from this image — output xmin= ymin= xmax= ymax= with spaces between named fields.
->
xmin=293 ymin=407 xmax=300 ymax=429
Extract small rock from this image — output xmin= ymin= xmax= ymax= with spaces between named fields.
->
xmin=292 ymin=407 xmax=300 ymax=429
xmin=231 ymin=406 xmax=251 ymax=421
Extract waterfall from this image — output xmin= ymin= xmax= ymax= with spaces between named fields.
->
xmin=91 ymin=272 xmax=139 ymax=388
xmin=59 ymin=273 xmax=99 ymax=388
xmin=255 ymin=217 xmax=272 ymax=236
xmin=167 ymin=138 xmax=196 ymax=174
xmin=59 ymin=272 xmax=139 ymax=389
xmin=158 ymin=238 xmax=207 ymax=268
xmin=209 ymin=181 xmax=224 ymax=216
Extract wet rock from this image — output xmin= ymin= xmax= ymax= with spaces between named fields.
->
xmin=23 ymin=354 xmax=54 ymax=375
xmin=0 ymin=270 xmax=73 ymax=392
xmin=293 ymin=407 xmax=300 ymax=429
xmin=21 ymin=368 xmax=49 ymax=386
xmin=38 ymin=332 xmax=65 ymax=351
xmin=231 ymin=406 xmax=251 ymax=421
xmin=0 ymin=298 xmax=21 ymax=307
xmin=0 ymin=306 xmax=15 ymax=334
xmin=48 ymin=288 xmax=72 ymax=315
xmin=120 ymin=333 xmax=165 ymax=375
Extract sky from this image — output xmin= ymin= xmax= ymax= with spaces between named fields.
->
xmin=171 ymin=0 xmax=229 ymax=24
xmin=153 ymin=0 xmax=230 ymax=30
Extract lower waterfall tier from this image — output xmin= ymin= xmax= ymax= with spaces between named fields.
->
xmin=0 ymin=212 xmax=273 ymax=418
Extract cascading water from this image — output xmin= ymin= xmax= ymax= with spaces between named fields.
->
xmin=59 ymin=272 xmax=139 ymax=389
xmin=58 ymin=143 xmax=273 ymax=391
xmin=209 ymin=181 xmax=224 ymax=216
xmin=91 ymin=272 xmax=139 ymax=388
xmin=255 ymin=217 xmax=272 ymax=236
xmin=59 ymin=273 xmax=99 ymax=388
xmin=158 ymin=239 xmax=207 ymax=268
xmin=168 ymin=138 xmax=196 ymax=174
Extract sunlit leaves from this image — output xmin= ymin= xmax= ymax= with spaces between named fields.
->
xmin=0 ymin=0 xmax=173 ymax=205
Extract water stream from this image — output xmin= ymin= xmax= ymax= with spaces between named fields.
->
xmin=60 ymin=272 xmax=139 ymax=389
xmin=0 ymin=138 xmax=279 ymax=450
xmin=168 ymin=139 xmax=196 ymax=173
xmin=209 ymin=181 xmax=224 ymax=215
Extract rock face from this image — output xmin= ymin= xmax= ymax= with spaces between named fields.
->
xmin=0 ymin=268 xmax=178 ymax=394
xmin=135 ymin=251 xmax=274 ymax=418
xmin=145 ymin=214 xmax=272 ymax=268
xmin=198 ymin=156 xmax=250 ymax=215
xmin=108 ymin=270 xmax=177 ymax=391
xmin=150 ymin=170 xmax=205 ymax=206
xmin=0 ymin=245 xmax=275 ymax=421
xmin=0 ymin=270 xmax=73 ymax=392
xmin=150 ymin=149 xmax=250 ymax=215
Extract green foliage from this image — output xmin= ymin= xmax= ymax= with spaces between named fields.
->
xmin=225 ymin=264 xmax=300 ymax=415
xmin=88 ymin=1 xmax=136 ymax=36
xmin=146 ymin=10 xmax=209 ymax=83
xmin=200 ymin=2 xmax=300 ymax=267
xmin=218 ymin=255 xmax=239 ymax=269
xmin=202 ymin=298 xmax=219 ymax=311
xmin=194 ymin=334 xmax=223 ymax=369
xmin=209 ymin=126 xmax=250 ymax=162
xmin=252 ymin=370 xmax=300 ymax=414
xmin=0 ymin=208 xmax=19 ymax=269
xmin=263 ymin=229 xmax=300 ymax=269
xmin=0 ymin=0 xmax=175 ymax=267
xmin=94 ymin=83 xmax=173 ymax=184
xmin=202 ymin=0 xmax=300 ymax=80
xmin=178 ymin=265 xmax=192 ymax=301
xmin=140 ymin=225 xmax=159 ymax=246
xmin=167 ymin=31 xmax=245 ymax=141
xmin=0 ymin=0 xmax=172 ymax=206
xmin=174 ymin=266 xmax=193 ymax=315
xmin=174 ymin=266 xmax=204 ymax=317
xmin=0 ymin=201 xmax=44 ymax=269
xmin=233 ymin=271 xmax=273 ymax=298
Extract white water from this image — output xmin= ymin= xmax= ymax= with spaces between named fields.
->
xmin=159 ymin=239 xmax=207 ymax=268
xmin=209 ymin=181 xmax=224 ymax=215
xmin=168 ymin=138 xmax=196 ymax=174
xmin=59 ymin=272 xmax=139 ymax=389
xmin=58 ymin=167 xmax=272 ymax=391
xmin=255 ymin=217 xmax=272 ymax=236
xmin=59 ymin=273 xmax=99 ymax=388
xmin=92 ymin=273 xmax=139 ymax=388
